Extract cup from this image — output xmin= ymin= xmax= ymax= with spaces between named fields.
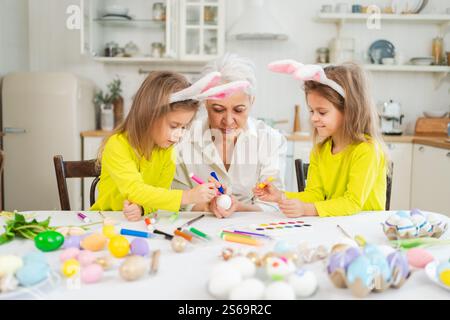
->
xmin=395 ymin=52 xmax=405 ymax=65
xmin=352 ymin=5 xmax=362 ymax=13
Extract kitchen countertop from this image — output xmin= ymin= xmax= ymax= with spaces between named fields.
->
xmin=80 ymin=131 xmax=450 ymax=150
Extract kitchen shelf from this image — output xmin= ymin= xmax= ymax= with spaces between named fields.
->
xmin=93 ymin=18 xmax=165 ymax=29
xmin=93 ymin=57 xmax=208 ymax=64
xmin=363 ymin=64 xmax=450 ymax=72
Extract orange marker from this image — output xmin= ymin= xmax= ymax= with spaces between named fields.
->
xmin=258 ymin=176 xmax=274 ymax=189
xmin=221 ymin=233 xmax=262 ymax=246
xmin=174 ymin=229 xmax=193 ymax=242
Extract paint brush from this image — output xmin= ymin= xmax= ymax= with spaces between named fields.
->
xmin=177 ymin=214 xmax=205 ymax=230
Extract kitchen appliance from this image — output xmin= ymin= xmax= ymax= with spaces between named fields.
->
xmin=1 ymin=72 xmax=95 ymax=211
xmin=380 ymin=100 xmax=404 ymax=135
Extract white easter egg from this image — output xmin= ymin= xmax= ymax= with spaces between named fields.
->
xmin=266 ymin=257 xmax=296 ymax=281
xmin=264 ymin=282 xmax=295 ymax=300
xmin=208 ymin=268 xmax=242 ymax=299
xmin=396 ymin=218 xmax=416 ymax=237
xmin=228 ymin=256 xmax=256 ymax=279
xmin=217 ymin=194 xmax=232 ymax=210
xmin=288 ymin=269 xmax=318 ymax=298
xmin=385 ymin=214 xmax=400 ymax=227
xmin=411 ymin=214 xmax=426 ymax=228
xmin=0 ymin=255 xmax=23 ymax=277
xmin=210 ymin=262 xmax=231 ymax=278
xmin=229 ymin=278 xmax=265 ymax=300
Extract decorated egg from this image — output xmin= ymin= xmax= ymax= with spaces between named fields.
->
xmin=364 ymin=244 xmax=391 ymax=283
xmin=395 ymin=211 xmax=411 ymax=219
xmin=217 ymin=194 xmax=232 ymax=210
xmin=264 ymin=281 xmax=295 ymax=300
xmin=62 ymin=235 xmax=82 ymax=249
xmin=229 ymin=278 xmax=265 ymax=300
xmin=246 ymin=252 xmax=262 ymax=267
xmin=221 ymin=248 xmax=235 ymax=261
xmin=208 ymin=268 xmax=242 ymax=299
xmin=102 ymin=225 xmax=116 ymax=239
xmin=437 ymin=262 xmax=450 ymax=287
xmin=108 ymin=235 xmax=130 ymax=258
xmin=387 ymin=251 xmax=410 ymax=287
xmin=56 ymin=226 xmax=85 ymax=237
xmin=0 ymin=274 xmax=18 ymax=293
xmin=130 ymin=238 xmax=150 ymax=256
xmin=81 ymin=263 xmax=103 ymax=284
xmin=81 ymin=233 xmax=107 ymax=252
xmin=171 ymin=236 xmax=187 ymax=253
xmin=78 ymin=250 xmax=96 ymax=266
xmin=228 ymin=256 xmax=256 ymax=279
xmin=327 ymin=246 xmax=361 ymax=274
xmin=406 ymin=248 xmax=434 ymax=269
xmin=61 ymin=258 xmax=80 ymax=278
xmin=16 ymin=262 xmax=49 ymax=286
xmin=0 ymin=255 xmax=23 ymax=277
xmin=273 ymin=240 xmax=294 ymax=254
xmin=59 ymin=248 xmax=80 ymax=262
xmin=23 ymin=252 xmax=46 ymax=265
xmin=95 ymin=256 xmax=114 ymax=270
xmin=265 ymin=256 xmax=296 ymax=281
xmin=346 ymin=256 xmax=375 ymax=297
xmin=288 ymin=268 xmax=318 ymax=298
xmin=396 ymin=218 xmax=417 ymax=237
xmin=34 ymin=231 xmax=64 ymax=252
xmin=119 ymin=256 xmax=148 ymax=281
xmin=385 ymin=214 xmax=401 ymax=227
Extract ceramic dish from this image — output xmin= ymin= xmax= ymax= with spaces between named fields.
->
xmin=424 ymin=261 xmax=450 ymax=292
xmin=369 ymin=40 xmax=395 ymax=64
xmin=423 ymin=111 xmax=449 ymax=118
xmin=101 ymin=14 xmax=133 ymax=21
xmin=105 ymin=5 xmax=129 ymax=16
xmin=410 ymin=57 xmax=433 ymax=66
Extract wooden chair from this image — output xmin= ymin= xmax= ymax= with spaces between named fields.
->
xmin=294 ymin=159 xmax=393 ymax=210
xmin=53 ymin=155 xmax=101 ymax=210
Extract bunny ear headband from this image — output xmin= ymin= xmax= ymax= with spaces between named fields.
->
xmin=170 ymin=71 xmax=250 ymax=103
xmin=268 ymin=59 xmax=346 ymax=99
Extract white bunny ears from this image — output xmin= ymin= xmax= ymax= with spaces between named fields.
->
xmin=268 ymin=60 xmax=346 ymax=99
xmin=169 ymin=71 xmax=250 ymax=103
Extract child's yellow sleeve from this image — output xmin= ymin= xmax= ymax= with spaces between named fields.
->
xmin=314 ymin=143 xmax=381 ymax=217
xmin=102 ymin=139 xmax=183 ymax=213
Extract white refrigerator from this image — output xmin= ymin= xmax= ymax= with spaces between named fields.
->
xmin=1 ymin=72 xmax=95 ymax=211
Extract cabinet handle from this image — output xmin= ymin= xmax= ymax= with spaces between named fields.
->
xmin=418 ymin=146 xmax=425 ymax=152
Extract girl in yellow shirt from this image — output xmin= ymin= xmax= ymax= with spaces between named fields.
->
xmin=91 ymin=71 xmax=249 ymax=221
xmin=253 ymin=61 xmax=389 ymax=217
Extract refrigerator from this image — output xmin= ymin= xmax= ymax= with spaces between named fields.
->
xmin=1 ymin=72 xmax=95 ymax=211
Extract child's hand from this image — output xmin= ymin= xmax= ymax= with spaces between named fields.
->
xmin=278 ymin=199 xmax=318 ymax=217
xmin=123 ymin=200 xmax=143 ymax=221
xmin=209 ymin=195 xmax=238 ymax=219
xmin=252 ymin=181 xmax=284 ymax=203
xmin=182 ymin=182 xmax=217 ymax=204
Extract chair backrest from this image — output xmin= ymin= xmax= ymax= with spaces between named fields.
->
xmin=294 ymin=158 xmax=393 ymax=210
xmin=53 ymin=155 xmax=101 ymax=210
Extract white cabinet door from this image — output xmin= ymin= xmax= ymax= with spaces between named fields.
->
xmin=82 ymin=136 xmax=104 ymax=210
xmin=387 ymin=143 xmax=412 ymax=210
xmin=411 ymin=144 xmax=450 ymax=216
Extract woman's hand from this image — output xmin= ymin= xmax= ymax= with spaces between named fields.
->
xmin=182 ymin=182 xmax=217 ymax=205
xmin=209 ymin=194 xmax=238 ymax=219
xmin=123 ymin=200 xmax=143 ymax=221
xmin=252 ymin=181 xmax=284 ymax=203
xmin=278 ymin=198 xmax=318 ymax=217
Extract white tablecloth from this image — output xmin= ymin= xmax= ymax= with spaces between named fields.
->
xmin=1 ymin=210 xmax=449 ymax=300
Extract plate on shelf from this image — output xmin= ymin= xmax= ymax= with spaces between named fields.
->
xmin=101 ymin=14 xmax=133 ymax=21
xmin=410 ymin=57 xmax=433 ymax=66
xmin=368 ymin=40 xmax=395 ymax=64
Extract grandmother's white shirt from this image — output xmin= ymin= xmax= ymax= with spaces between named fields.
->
xmin=172 ymin=117 xmax=287 ymax=211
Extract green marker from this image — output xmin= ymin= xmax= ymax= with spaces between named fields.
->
xmin=189 ymin=227 xmax=210 ymax=240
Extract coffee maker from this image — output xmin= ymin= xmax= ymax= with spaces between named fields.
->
xmin=380 ymin=100 xmax=404 ymax=135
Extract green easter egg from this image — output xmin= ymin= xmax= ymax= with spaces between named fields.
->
xmin=34 ymin=231 xmax=64 ymax=252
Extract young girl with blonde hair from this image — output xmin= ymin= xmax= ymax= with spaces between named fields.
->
xmin=253 ymin=61 xmax=389 ymax=217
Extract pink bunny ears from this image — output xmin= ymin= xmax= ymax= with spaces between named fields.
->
xmin=170 ymin=71 xmax=250 ymax=103
xmin=268 ymin=60 xmax=346 ymax=99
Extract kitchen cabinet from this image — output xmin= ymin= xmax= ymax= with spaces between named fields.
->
xmin=80 ymin=0 xmax=225 ymax=64
xmin=411 ymin=144 xmax=450 ymax=216
xmin=386 ymin=143 xmax=412 ymax=210
xmin=82 ymin=136 xmax=104 ymax=209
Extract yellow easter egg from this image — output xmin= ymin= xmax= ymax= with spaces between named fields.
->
xmin=108 ymin=235 xmax=130 ymax=258
xmin=102 ymin=225 xmax=116 ymax=239
xmin=62 ymin=259 xmax=80 ymax=278
xmin=81 ymin=233 xmax=107 ymax=251
xmin=439 ymin=270 xmax=450 ymax=287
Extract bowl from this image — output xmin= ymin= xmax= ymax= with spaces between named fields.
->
xmin=105 ymin=5 xmax=129 ymax=16
xmin=423 ymin=110 xmax=449 ymax=118
xmin=382 ymin=58 xmax=395 ymax=65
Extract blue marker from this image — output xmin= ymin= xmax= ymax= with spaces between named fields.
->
xmin=120 ymin=228 xmax=155 ymax=238
xmin=210 ymin=171 xmax=225 ymax=194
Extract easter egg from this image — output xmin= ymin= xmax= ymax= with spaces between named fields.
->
xmin=222 ymin=248 xmax=235 ymax=261
xmin=385 ymin=214 xmax=400 ymax=227
xmin=171 ymin=236 xmax=187 ymax=253
xmin=0 ymin=274 xmax=18 ymax=293
xmin=78 ymin=250 xmax=96 ymax=266
xmin=437 ymin=262 xmax=450 ymax=287
xmin=387 ymin=251 xmax=410 ymax=286
xmin=228 ymin=256 xmax=256 ymax=279
xmin=217 ymin=194 xmax=232 ymax=210
xmin=16 ymin=262 xmax=49 ymax=286
xmin=264 ymin=282 xmax=295 ymax=300
xmin=34 ymin=231 xmax=64 ymax=252
xmin=273 ymin=240 xmax=294 ymax=254
xmin=108 ymin=235 xmax=130 ymax=258
xmin=396 ymin=218 xmax=416 ymax=237
xmin=56 ymin=226 xmax=86 ymax=237
xmin=0 ymin=255 xmax=23 ymax=277
xmin=406 ymin=248 xmax=434 ymax=269
xmin=364 ymin=245 xmax=391 ymax=282
xmin=265 ymin=256 xmax=296 ymax=281
xmin=61 ymin=259 xmax=80 ymax=278
xmin=346 ymin=256 xmax=375 ymax=288
xmin=23 ymin=252 xmax=46 ymax=265
xmin=130 ymin=238 xmax=150 ymax=256
xmin=95 ymin=256 xmax=114 ymax=270
xmin=288 ymin=269 xmax=318 ymax=298
xmin=119 ymin=256 xmax=148 ymax=281
xmin=229 ymin=278 xmax=265 ymax=300
xmin=59 ymin=248 xmax=80 ymax=262
xmin=208 ymin=268 xmax=242 ymax=299
xmin=410 ymin=208 xmax=423 ymax=217
xmin=377 ymin=245 xmax=396 ymax=258
xmin=246 ymin=252 xmax=262 ymax=267
xmin=62 ymin=235 xmax=82 ymax=249
xmin=327 ymin=246 xmax=361 ymax=274
xmin=102 ymin=225 xmax=116 ymax=239
xmin=396 ymin=211 xmax=411 ymax=219
xmin=81 ymin=264 xmax=103 ymax=284
xmin=81 ymin=233 xmax=107 ymax=252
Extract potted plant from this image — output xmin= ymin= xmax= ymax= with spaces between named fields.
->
xmin=93 ymin=77 xmax=124 ymax=130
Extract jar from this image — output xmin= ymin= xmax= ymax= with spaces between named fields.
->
xmin=100 ymin=104 xmax=114 ymax=131
xmin=124 ymin=41 xmax=139 ymax=57
xmin=152 ymin=2 xmax=165 ymax=21
xmin=151 ymin=42 xmax=164 ymax=58
xmin=432 ymin=37 xmax=444 ymax=65
xmin=316 ymin=47 xmax=330 ymax=63
xmin=104 ymin=41 xmax=119 ymax=57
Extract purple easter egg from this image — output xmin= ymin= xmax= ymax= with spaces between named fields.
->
xmin=62 ymin=235 xmax=82 ymax=249
xmin=327 ymin=247 xmax=361 ymax=274
xmin=130 ymin=238 xmax=150 ymax=256
xmin=387 ymin=251 xmax=409 ymax=278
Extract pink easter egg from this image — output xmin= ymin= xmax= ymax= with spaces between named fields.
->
xmin=78 ymin=250 xmax=96 ymax=266
xmin=406 ymin=248 xmax=434 ymax=269
xmin=59 ymin=248 xmax=80 ymax=262
xmin=81 ymin=264 xmax=103 ymax=284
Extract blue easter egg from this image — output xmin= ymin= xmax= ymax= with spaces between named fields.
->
xmin=364 ymin=245 xmax=391 ymax=282
xmin=16 ymin=262 xmax=49 ymax=287
xmin=130 ymin=238 xmax=150 ymax=256
xmin=23 ymin=252 xmax=46 ymax=265
xmin=395 ymin=211 xmax=411 ymax=218
xmin=347 ymin=256 xmax=375 ymax=287
xmin=274 ymin=240 xmax=293 ymax=254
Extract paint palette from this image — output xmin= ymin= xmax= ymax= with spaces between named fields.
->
xmin=250 ymin=220 xmax=312 ymax=232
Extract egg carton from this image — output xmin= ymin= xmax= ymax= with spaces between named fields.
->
xmin=382 ymin=219 xmax=448 ymax=241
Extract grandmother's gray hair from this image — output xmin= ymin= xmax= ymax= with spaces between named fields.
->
xmin=201 ymin=53 xmax=256 ymax=97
